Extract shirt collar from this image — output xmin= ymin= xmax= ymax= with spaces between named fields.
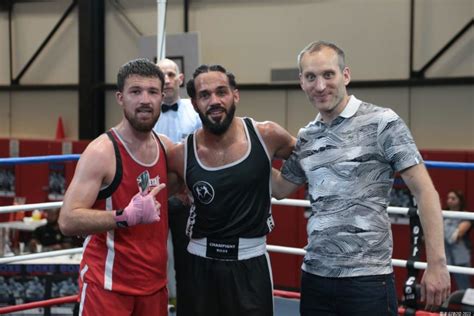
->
xmin=315 ymin=95 xmax=361 ymax=122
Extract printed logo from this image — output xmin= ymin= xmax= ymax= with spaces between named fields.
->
xmin=136 ymin=170 xmax=160 ymax=195
xmin=149 ymin=176 xmax=160 ymax=187
xmin=192 ymin=181 xmax=215 ymax=205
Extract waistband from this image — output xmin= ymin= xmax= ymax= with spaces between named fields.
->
xmin=187 ymin=236 xmax=267 ymax=261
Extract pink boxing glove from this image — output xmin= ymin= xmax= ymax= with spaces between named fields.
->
xmin=114 ymin=183 xmax=166 ymax=228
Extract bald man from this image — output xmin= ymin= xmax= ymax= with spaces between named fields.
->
xmin=153 ymin=58 xmax=201 ymax=315
xmin=154 ymin=58 xmax=201 ymax=142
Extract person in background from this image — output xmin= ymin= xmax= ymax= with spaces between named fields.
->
xmin=29 ymin=209 xmax=75 ymax=252
xmin=271 ymin=40 xmax=450 ymax=315
xmin=444 ymin=190 xmax=472 ymax=290
xmin=153 ymin=58 xmax=201 ymax=143
xmin=153 ymin=58 xmax=201 ymax=315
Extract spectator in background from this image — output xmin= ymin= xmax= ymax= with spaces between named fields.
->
xmin=153 ymin=58 xmax=201 ymax=315
xmin=444 ymin=190 xmax=472 ymax=290
xmin=29 ymin=209 xmax=75 ymax=252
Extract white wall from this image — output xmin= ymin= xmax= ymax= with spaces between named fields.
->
xmin=414 ymin=0 xmax=474 ymax=77
xmin=233 ymin=85 xmax=474 ymax=149
xmin=0 ymin=0 xmax=472 ymax=149
xmin=10 ymin=2 xmax=78 ymax=84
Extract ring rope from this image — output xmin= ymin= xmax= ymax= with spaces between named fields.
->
xmin=1 ymin=154 xmax=472 ymax=170
xmin=1 ymin=200 xmax=473 ymax=220
xmin=0 ymin=248 xmax=82 ymax=264
xmin=271 ymin=198 xmax=474 ymax=220
xmin=266 ymin=245 xmax=474 ymax=275
xmin=0 ymin=154 xmax=80 ymax=166
xmin=424 ymin=160 xmax=474 ymax=170
xmin=1 ymin=246 xmax=473 ymax=276
xmin=0 ymin=201 xmax=62 ymax=214
xmin=0 ymin=295 xmax=77 ymax=314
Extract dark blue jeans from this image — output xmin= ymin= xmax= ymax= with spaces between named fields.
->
xmin=300 ymin=271 xmax=398 ymax=316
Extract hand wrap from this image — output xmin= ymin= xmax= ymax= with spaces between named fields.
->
xmin=114 ymin=192 xmax=160 ymax=228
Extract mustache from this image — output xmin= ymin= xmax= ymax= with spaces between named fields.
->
xmin=206 ymin=104 xmax=226 ymax=115
xmin=136 ymin=106 xmax=153 ymax=112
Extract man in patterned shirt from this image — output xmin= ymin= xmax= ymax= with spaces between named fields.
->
xmin=272 ymin=41 xmax=450 ymax=316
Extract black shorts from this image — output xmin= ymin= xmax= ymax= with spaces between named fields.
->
xmin=187 ymin=253 xmax=274 ymax=316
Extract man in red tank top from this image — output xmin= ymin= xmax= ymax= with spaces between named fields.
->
xmin=59 ymin=58 xmax=177 ymax=316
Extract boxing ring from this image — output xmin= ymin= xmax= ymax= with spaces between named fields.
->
xmin=0 ymin=155 xmax=473 ymax=315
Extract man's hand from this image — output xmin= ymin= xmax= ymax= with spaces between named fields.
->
xmin=420 ymin=263 xmax=450 ymax=310
xmin=114 ymin=183 xmax=166 ymax=227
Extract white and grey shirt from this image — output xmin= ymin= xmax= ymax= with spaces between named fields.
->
xmin=282 ymin=96 xmax=423 ymax=278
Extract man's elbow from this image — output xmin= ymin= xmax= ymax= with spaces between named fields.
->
xmin=58 ymin=213 xmax=75 ymax=236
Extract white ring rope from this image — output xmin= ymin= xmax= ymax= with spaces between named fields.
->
xmin=266 ymin=245 xmax=474 ymax=275
xmin=0 ymin=201 xmax=62 ymax=214
xmin=1 ymin=199 xmax=473 ymax=220
xmin=0 ymin=248 xmax=82 ymax=264
xmin=271 ymin=198 xmax=474 ymax=220
xmin=2 ymin=246 xmax=473 ymax=276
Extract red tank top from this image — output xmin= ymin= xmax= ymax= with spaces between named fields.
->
xmin=79 ymin=129 xmax=168 ymax=295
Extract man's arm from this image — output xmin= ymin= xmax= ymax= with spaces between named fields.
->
xmin=254 ymin=121 xmax=306 ymax=198
xmin=166 ymin=140 xmax=190 ymax=199
xmin=271 ymin=168 xmax=303 ymax=199
xmin=58 ymin=135 xmax=165 ymax=236
xmin=400 ymin=163 xmax=450 ymax=308
xmin=157 ymin=134 xmax=183 ymax=196
xmin=58 ymin=135 xmax=118 ymax=236
xmin=455 ymin=220 xmax=472 ymax=241
xmin=256 ymin=121 xmax=296 ymax=160
xmin=167 ymin=141 xmax=186 ymax=181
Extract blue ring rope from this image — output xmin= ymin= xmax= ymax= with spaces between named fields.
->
xmin=425 ymin=161 xmax=474 ymax=170
xmin=0 ymin=155 xmax=473 ymax=170
xmin=0 ymin=154 xmax=80 ymax=166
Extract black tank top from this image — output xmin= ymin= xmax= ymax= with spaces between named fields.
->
xmin=185 ymin=118 xmax=274 ymax=239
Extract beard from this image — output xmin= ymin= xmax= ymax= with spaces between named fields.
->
xmin=123 ymin=107 xmax=160 ymax=132
xmin=198 ymin=103 xmax=236 ymax=135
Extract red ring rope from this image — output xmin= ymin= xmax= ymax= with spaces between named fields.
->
xmin=0 ymin=295 xmax=77 ymax=314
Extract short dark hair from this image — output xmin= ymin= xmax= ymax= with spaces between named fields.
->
xmin=117 ymin=58 xmax=165 ymax=92
xmin=297 ymin=40 xmax=346 ymax=72
xmin=186 ymin=64 xmax=237 ymax=99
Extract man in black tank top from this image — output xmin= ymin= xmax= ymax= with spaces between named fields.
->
xmin=167 ymin=64 xmax=296 ymax=316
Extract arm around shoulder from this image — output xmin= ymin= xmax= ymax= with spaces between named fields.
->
xmin=166 ymin=141 xmax=185 ymax=180
xmin=271 ymin=168 xmax=303 ymax=200
xmin=256 ymin=121 xmax=296 ymax=160
xmin=163 ymin=138 xmax=186 ymax=195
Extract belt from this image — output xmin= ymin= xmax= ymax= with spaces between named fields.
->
xmin=187 ymin=236 xmax=266 ymax=261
